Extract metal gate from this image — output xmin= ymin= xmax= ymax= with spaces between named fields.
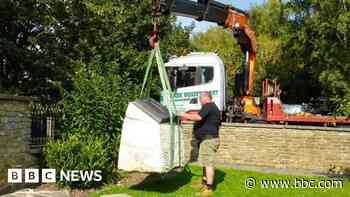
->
xmin=30 ymin=103 xmax=61 ymax=152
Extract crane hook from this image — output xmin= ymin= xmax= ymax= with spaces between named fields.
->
xmin=149 ymin=0 xmax=161 ymax=49
xmin=149 ymin=22 xmax=160 ymax=49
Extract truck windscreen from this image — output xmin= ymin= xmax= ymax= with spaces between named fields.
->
xmin=167 ymin=66 xmax=214 ymax=89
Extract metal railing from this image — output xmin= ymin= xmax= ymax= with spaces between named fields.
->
xmin=30 ymin=103 xmax=61 ymax=151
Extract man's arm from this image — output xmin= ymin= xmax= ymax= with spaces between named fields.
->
xmin=180 ymin=113 xmax=202 ymax=121
xmin=177 ymin=105 xmax=210 ymax=121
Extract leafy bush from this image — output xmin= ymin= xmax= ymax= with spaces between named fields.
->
xmin=319 ymin=70 xmax=350 ymax=116
xmin=331 ymin=93 xmax=350 ymax=116
xmin=45 ymin=134 xmax=115 ymax=188
xmin=45 ymin=66 xmax=139 ymax=188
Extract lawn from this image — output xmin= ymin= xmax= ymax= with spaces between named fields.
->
xmin=90 ymin=165 xmax=350 ymax=197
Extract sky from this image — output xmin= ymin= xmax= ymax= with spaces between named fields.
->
xmin=177 ymin=0 xmax=265 ymax=34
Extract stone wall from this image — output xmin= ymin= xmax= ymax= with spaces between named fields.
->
xmin=0 ymin=95 xmax=37 ymax=185
xmin=182 ymin=123 xmax=350 ymax=174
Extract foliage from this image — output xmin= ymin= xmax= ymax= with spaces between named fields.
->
xmin=306 ymin=0 xmax=348 ymax=115
xmin=45 ymin=63 xmax=139 ymax=187
xmin=162 ymin=23 xmax=193 ymax=58
xmin=0 ymin=0 xmax=191 ymax=99
xmin=0 ymin=0 xmax=72 ymax=98
xmin=60 ymin=66 xmax=139 ymax=139
xmin=319 ymin=70 xmax=350 ymax=115
xmin=45 ymin=133 xmax=115 ymax=188
xmin=190 ymin=27 xmax=241 ymax=98
xmin=191 ymin=0 xmax=350 ymax=115
xmin=37 ymin=0 xmax=191 ymax=188
xmin=249 ymin=0 xmax=316 ymax=102
xmin=190 ymin=1 xmax=285 ymax=98
xmin=281 ymin=0 xmax=350 ymax=113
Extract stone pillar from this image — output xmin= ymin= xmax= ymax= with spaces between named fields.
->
xmin=0 ymin=95 xmax=38 ymax=184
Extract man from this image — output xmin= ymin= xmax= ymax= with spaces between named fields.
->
xmin=177 ymin=91 xmax=221 ymax=196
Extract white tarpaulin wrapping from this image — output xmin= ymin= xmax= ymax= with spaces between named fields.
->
xmin=118 ymin=100 xmax=186 ymax=173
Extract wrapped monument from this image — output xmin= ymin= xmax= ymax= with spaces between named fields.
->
xmin=118 ymin=98 xmax=185 ymax=173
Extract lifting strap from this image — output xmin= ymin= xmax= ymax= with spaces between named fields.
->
xmin=141 ymin=43 xmax=176 ymax=115
xmin=140 ymin=43 xmax=182 ymax=169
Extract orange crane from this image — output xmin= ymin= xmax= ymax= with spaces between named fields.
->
xmin=150 ymin=0 xmax=260 ymax=116
xmin=149 ymin=0 xmax=350 ymax=126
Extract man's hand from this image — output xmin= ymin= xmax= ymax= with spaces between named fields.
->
xmin=176 ymin=111 xmax=202 ymax=121
xmin=176 ymin=111 xmax=185 ymax=117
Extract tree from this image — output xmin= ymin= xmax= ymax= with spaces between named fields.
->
xmin=190 ymin=27 xmax=242 ymax=98
xmin=0 ymin=0 xmax=191 ymax=100
xmin=190 ymin=0 xmax=350 ymax=115
xmin=283 ymin=0 xmax=350 ymax=114
xmin=0 ymin=0 xmax=72 ymax=99
xmin=249 ymin=0 xmax=315 ymax=103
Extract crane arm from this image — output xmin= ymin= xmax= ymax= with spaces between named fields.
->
xmin=155 ymin=0 xmax=256 ymax=96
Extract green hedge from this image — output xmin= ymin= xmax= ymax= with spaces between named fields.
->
xmin=45 ymin=134 xmax=115 ymax=188
xmin=45 ymin=70 xmax=139 ymax=188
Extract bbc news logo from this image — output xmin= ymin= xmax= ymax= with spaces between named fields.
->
xmin=8 ymin=169 xmax=102 ymax=183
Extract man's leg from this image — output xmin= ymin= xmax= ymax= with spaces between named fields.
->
xmin=205 ymin=166 xmax=215 ymax=188
xmin=193 ymin=167 xmax=206 ymax=189
xmin=191 ymin=137 xmax=207 ymax=189
xmin=196 ymin=137 xmax=219 ymax=196
xmin=202 ymin=167 xmax=207 ymax=185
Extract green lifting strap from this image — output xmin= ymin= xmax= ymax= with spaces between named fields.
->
xmin=140 ymin=44 xmax=176 ymax=115
xmin=140 ymin=49 xmax=155 ymax=98
xmin=140 ymin=43 xmax=182 ymax=169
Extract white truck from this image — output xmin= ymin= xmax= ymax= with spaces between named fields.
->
xmin=162 ymin=52 xmax=228 ymax=114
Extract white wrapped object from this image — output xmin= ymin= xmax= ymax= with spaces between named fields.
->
xmin=283 ymin=104 xmax=304 ymax=115
xmin=118 ymin=99 xmax=185 ymax=173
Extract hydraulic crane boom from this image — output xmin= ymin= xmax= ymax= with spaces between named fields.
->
xmin=153 ymin=0 xmax=259 ymax=115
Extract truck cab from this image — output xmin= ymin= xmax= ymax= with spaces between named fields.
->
xmin=162 ymin=52 xmax=226 ymax=113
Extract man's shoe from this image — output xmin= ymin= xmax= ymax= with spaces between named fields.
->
xmin=191 ymin=179 xmax=205 ymax=189
xmin=195 ymin=187 xmax=214 ymax=196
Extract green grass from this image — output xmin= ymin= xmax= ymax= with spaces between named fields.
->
xmin=90 ymin=165 xmax=350 ymax=197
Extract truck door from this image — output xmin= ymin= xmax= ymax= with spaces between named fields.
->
xmin=166 ymin=65 xmax=218 ymax=113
